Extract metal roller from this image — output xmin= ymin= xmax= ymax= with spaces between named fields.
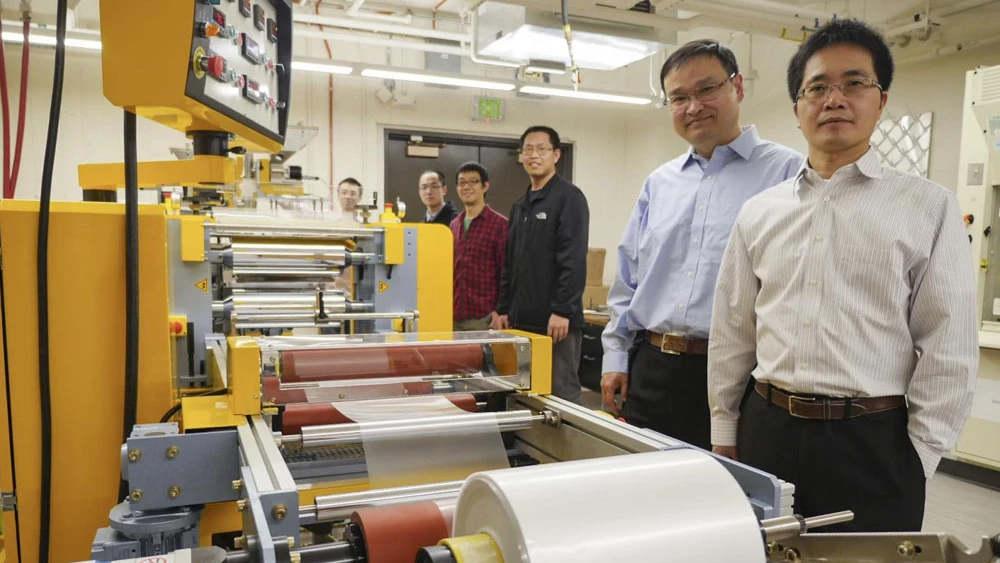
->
xmin=304 ymin=480 xmax=465 ymax=523
xmin=280 ymin=343 xmax=485 ymax=383
xmin=284 ymin=410 xmax=545 ymax=448
xmin=281 ymin=393 xmax=479 ymax=434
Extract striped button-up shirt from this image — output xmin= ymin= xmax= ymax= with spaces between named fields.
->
xmin=708 ymin=148 xmax=978 ymax=478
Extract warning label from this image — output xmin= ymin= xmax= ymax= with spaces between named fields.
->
xmin=378 ymin=280 xmax=390 ymax=293
xmin=195 ymin=279 xmax=209 ymax=293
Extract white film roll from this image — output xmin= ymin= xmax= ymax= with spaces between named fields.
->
xmin=453 ymin=449 xmax=765 ymax=563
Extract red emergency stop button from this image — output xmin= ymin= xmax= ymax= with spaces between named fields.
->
xmin=170 ymin=321 xmax=184 ymax=334
xmin=206 ymin=55 xmax=227 ymax=79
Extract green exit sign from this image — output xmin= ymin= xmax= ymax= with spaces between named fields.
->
xmin=475 ymin=96 xmax=505 ymax=121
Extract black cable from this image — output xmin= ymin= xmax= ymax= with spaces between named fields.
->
xmin=36 ymin=0 xmax=67 ymax=560
xmin=119 ymin=109 xmax=139 ymax=502
xmin=159 ymin=389 xmax=227 ymax=424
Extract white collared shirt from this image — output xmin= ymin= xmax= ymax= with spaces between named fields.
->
xmin=708 ymin=147 xmax=978 ymax=478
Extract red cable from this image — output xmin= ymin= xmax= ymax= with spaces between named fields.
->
xmin=0 ymin=28 xmax=11 ymax=198
xmin=10 ymin=20 xmax=31 ymax=196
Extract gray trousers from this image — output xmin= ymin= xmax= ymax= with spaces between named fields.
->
xmin=551 ymin=329 xmax=583 ymax=404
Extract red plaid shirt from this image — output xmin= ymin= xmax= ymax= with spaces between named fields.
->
xmin=450 ymin=205 xmax=508 ymax=322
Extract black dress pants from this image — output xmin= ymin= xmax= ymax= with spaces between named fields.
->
xmin=738 ymin=388 xmax=926 ymax=532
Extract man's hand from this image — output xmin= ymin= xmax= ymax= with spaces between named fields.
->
xmin=601 ymin=371 xmax=628 ymax=415
xmin=489 ymin=314 xmax=509 ymax=330
xmin=547 ymin=313 xmax=569 ymax=343
xmin=712 ymin=445 xmax=739 ymax=461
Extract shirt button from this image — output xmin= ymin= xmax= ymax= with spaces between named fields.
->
xmin=678 ymin=303 xmax=685 ymax=309
xmin=705 ymin=175 xmax=713 ymax=180
xmin=823 ymin=196 xmax=830 ymax=202
xmin=804 ymin=319 xmax=813 ymax=327
xmin=688 ymin=271 xmax=694 ymax=277
xmin=698 ymin=206 xmax=704 ymax=211
xmin=692 ymin=238 xmax=700 ymax=243
xmin=814 ymin=235 xmax=823 ymax=242
xmin=809 ymin=279 xmax=817 ymax=285
xmin=801 ymin=362 xmax=809 ymax=369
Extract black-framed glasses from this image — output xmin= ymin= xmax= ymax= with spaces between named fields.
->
xmin=665 ymin=73 xmax=737 ymax=111
xmin=797 ymin=77 xmax=882 ymax=101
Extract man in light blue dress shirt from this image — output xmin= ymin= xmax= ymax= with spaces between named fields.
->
xmin=601 ymin=40 xmax=802 ymax=448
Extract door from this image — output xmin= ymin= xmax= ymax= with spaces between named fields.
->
xmin=384 ymin=130 xmax=574 ymax=223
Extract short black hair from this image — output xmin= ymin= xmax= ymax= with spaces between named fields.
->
xmin=337 ymin=177 xmax=362 ymax=194
xmin=659 ymin=40 xmax=739 ymax=93
xmin=456 ymin=161 xmax=489 ymax=184
xmin=420 ymin=170 xmax=446 ymax=186
xmin=786 ymin=19 xmax=894 ymax=101
xmin=520 ymin=126 xmax=560 ymax=151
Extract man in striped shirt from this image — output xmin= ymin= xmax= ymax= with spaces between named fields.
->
xmin=708 ymin=19 xmax=977 ymax=532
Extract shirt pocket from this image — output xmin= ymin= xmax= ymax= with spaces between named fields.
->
xmin=835 ymin=244 xmax=905 ymax=313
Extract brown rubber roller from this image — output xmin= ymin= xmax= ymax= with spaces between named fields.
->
xmin=352 ymin=501 xmax=453 ymax=563
xmin=281 ymin=343 xmax=485 ymax=383
xmin=281 ymin=393 xmax=478 ymax=434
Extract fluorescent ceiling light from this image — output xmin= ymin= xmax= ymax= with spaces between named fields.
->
xmin=292 ymin=60 xmax=354 ymax=75
xmin=361 ymin=68 xmax=515 ymax=91
xmin=2 ymin=31 xmax=102 ymax=51
xmin=520 ymin=85 xmax=652 ymax=105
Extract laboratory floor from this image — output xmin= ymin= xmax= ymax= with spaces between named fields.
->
xmin=579 ymin=389 xmax=1000 ymax=543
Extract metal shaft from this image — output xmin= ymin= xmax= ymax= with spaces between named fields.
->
xmin=285 ymin=410 xmax=543 ymax=448
xmin=209 ymin=223 xmax=379 ymax=239
xmin=304 ymin=480 xmax=465 ymax=523
xmin=760 ymin=511 xmax=855 ymax=542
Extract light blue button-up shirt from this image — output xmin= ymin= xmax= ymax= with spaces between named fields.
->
xmin=602 ymin=126 xmax=802 ymax=374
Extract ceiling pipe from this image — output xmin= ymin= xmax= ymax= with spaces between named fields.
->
xmin=896 ymin=34 xmax=1000 ymax=66
xmin=293 ymin=12 xmax=468 ymax=42
xmin=346 ymin=0 xmax=365 ymax=16
xmin=689 ymin=0 xmax=833 ymax=21
xmin=465 ymin=8 xmax=522 ymax=69
xmin=295 ymin=25 xmax=466 ymax=55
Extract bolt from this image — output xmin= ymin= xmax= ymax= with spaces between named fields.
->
xmin=130 ymin=489 xmax=143 ymax=501
xmin=898 ymin=541 xmax=916 ymax=557
xmin=236 ymin=499 xmax=248 ymax=512
xmin=287 ymin=537 xmax=295 ymax=549
xmin=169 ymin=486 xmax=182 ymax=499
xmin=338 ymin=393 xmax=346 ymax=399
xmin=127 ymin=449 xmax=141 ymax=462
xmin=766 ymin=541 xmax=782 ymax=555
xmin=784 ymin=548 xmax=801 ymax=562
xmin=272 ymin=504 xmax=288 ymax=520
xmin=290 ymin=554 xmax=301 ymax=563
xmin=166 ymin=446 xmax=179 ymax=459
xmin=234 ymin=535 xmax=245 ymax=549
xmin=232 ymin=479 xmax=244 ymax=492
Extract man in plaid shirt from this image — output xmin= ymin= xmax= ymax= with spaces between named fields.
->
xmin=450 ymin=162 xmax=509 ymax=331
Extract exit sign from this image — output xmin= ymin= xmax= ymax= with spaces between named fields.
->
xmin=475 ymin=96 xmax=505 ymax=121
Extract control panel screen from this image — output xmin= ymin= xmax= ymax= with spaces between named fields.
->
xmin=241 ymin=34 xmax=260 ymax=64
xmin=267 ymin=18 xmax=278 ymax=43
xmin=243 ymin=77 xmax=265 ymax=104
xmin=253 ymin=4 xmax=265 ymax=30
xmin=212 ymin=8 xmax=227 ymax=27
xmin=239 ymin=0 xmax=251 ymax=17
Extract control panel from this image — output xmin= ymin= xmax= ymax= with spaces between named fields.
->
xmin=187 ymin=0 xmax=289 ymax=146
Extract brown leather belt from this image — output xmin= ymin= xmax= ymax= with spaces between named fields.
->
xmin=646 ymin=332 xmax=708 ymax=356
xmin=754 ymin=381 xmax=905 ymax=420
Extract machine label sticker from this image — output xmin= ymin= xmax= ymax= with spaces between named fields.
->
xmin=195 ymin=278 xmax=210 ymax=293
xmin=971 ymin=377 xmax=1000 ymax=424
xmin=378 ymin=280 xmax=390 ymax=293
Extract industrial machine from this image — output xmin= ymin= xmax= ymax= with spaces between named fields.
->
xmin=955 ymin=63 xmax=1000 ymax=471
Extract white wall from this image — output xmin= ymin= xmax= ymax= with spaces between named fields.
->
xmin=6 ymin=34 xmax=999 ymax=283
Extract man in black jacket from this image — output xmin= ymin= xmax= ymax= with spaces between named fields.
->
xmin=492 ymin=126 xmax=590 ymax=403
xmin=419 ymin=170 xmax=459 ymax=226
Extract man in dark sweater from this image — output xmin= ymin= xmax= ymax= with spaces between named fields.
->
xmin=492 ymin=125 xmax=590 ymax=403
xmin=419 ymin=169 xmax=459 ymax=226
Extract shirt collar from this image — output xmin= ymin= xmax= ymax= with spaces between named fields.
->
xmin=681 ymin=125 xmax=760 ymax=169
xmin=795 ymin=145 xmax=883 ymax=188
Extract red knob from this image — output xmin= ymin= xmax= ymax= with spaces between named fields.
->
xmin=171 ymin=321 xmax=184 ymax=334
xmin=207 ymin=55 xmax=226 ymax=79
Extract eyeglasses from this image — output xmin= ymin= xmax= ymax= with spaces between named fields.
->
xmin=458 ymin=179 xmax=482 ymax=187
xmin=665 ymin=73 xmax=736 ymax=111
xmin=419 ymin=183 xmax=443 ymax=191
xmin=797 ymin=77 xmax=882 ymax=101
xmin=520 ymin=146 xmax=554 ymax=156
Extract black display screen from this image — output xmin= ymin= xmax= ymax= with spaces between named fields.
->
xmin=212 ymin=8 xmax=226 ymax=27
xmin=241 ymin=34 xmax=260 ymax=64
xmin=239 ymin=0 xmax=251 ymax=17
xmin=267 ymin=18 xmax=278 ymax=43
xmin=253 ymin=4 xmax=265 ymax=30
xmin=243 ymin=77 xmax=264 ymax=104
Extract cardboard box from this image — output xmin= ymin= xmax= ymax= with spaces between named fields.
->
xmin=586 ymin=248 xmax=606 ymax=286
xmin=583 ymin=285 xmax=611 ymax=310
